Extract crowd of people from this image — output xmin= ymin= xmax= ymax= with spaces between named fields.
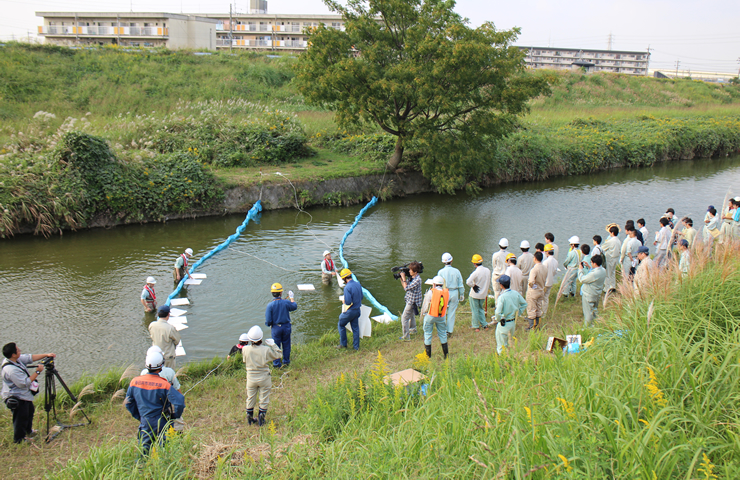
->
xmin=5 ymin=198 xmax=736 ymax=450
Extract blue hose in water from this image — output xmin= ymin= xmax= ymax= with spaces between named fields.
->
xmin=165 ymin=200 xmax=263 ymax=307
xmin=338 ymin=197 xmax=398 ymax=321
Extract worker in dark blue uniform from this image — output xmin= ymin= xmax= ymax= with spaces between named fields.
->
xmin=338 ymin=268 xmax=363 ymax=350
xmin=265 ymin=282 xmax=297 ymax=368
xmin=125 ymin=351 xmax=185 ymax=455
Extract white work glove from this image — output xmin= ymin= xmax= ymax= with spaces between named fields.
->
xmin=288 ymin=290 xmax=294 ymax=299
xmin=265 ymin=338 xmax=275 ymax=346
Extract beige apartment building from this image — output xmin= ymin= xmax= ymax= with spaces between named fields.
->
xmin=36 ymin=12 xmax=218 ymax=50
xmin=520 ymin=47 xmax=650 ymax=75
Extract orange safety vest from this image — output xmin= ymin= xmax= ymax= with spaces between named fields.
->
xmin=428 ymin=288 xmax=449 ymax=318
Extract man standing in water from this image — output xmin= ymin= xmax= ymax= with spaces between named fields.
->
xmin=173 ymin=248 xmax=193 ymax=283
xmin=321 ymin=250 xmax=339 ymax=285
xmin=265 ymin=283 xmax=296 ymax=368
xmin=141 ymin=276 xmax=157 ymax=313
xmin=437 ymin=253 xmax=464 ymax=338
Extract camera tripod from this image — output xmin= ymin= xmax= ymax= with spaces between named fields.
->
xmin=42 ymin=359 xmax=91 ymax=443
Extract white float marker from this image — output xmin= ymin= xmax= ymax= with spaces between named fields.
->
xmin=184 ymin=279 xmax=202 ymax=285
xmin=191 ymin=273 xmax=207 ymax=279
xmin=175 ymin=341 xmax=186 ymax=356
xmin=170 ymin=298 xmax=190 ymax=306
xmin=297 ymin=284 xmax=315 ymax=291
xmin=170 ymin=308 xmax=187 ymax=317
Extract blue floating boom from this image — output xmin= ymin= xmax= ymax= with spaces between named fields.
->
xmin=338 ymin=196 xmax=398 ymax=321
xmin=165 ymin=201 xmax=263 ymax=307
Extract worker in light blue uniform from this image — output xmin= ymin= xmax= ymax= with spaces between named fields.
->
xmin=125 ymin=351 xmax=185 ymax=456
xmin=578 ymin=244 xmax=591 ymax=296
xmin=265 ymin=282 xmax=297 ymax=368
xmin=338 ymin=269 xmax=363 ymax=350
xmin=437 ymin=252 xmax=464 ymax=337
xmin=577 ymin=255 xmax=607 ymax=327
xmin=561 ymin=236 xmax=582 ymax=297
xmin=493 ymin=275 xmax=527 ymax=354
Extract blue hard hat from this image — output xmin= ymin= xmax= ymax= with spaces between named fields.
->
xmin=498 ymin=274 xmax=511 ymax=285
xmin=158 ymin=305 xmax=171 ymax=317
xmin=637 ymin=246 xmax=650 ymax=254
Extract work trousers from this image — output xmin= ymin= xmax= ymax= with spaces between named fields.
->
xmin=423 ymin=314 xmax=448 ymax=345
xmin=11 ymin=399 xmax=35 ymax=443
xmin=495 ymin=320 xmax=516 ymax=354
xmin=562 ymin=268 xmax=578 ymax=297
xmin=653 ymin=249 xmax=668 ymax=269
xmin=246 ymin=372 xmax=272 ymax=411
xmin=469 ymin=298 xmax=488 ymax=329
xmin=492 ymin=277 xmax=503 ymax=301
xmin=526 ymin=288 xmax=544 ymax=319
xmin=164 ymin=356 xmax=176 ymax=369
xmin=271 ymin=324 xmax=291 ymax=367
xmin=605 ymin=259 xmax=618 ymax=290
xmin=338 ymin=309 xmax=361 ymax=350
xmin=322 ymin=273 xmax=333 ymax=285
xmin=445 ymin=295 xmax=460 ymax=334
xmin=401 ymin=302 xmax=418 ymax=339
xmin=582 ymin=295 xmax=600 ymax=326
xmin=520 ymin=275 xmax=529 ymax=297
xmin=138 ymin=417 xmax=168 ymax=456
xmin=542 ymin=286 xmax=553 ymax=317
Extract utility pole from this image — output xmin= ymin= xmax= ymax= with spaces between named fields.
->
xmin=675 ymin=60 xmax=680 ymax=78
xmin=737 ymin=57 xmax=740 ymax=79
xmin=645 ymin=45 xmax=652 ymax=76
xmin=229 ymin=3 xmax=233 ymax=53
xmin=607 ymin=32 xmax=612 ymax=51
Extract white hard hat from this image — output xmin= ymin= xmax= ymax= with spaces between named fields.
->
xmin=441 ymin=252 xmax=453 ymax=263
xmin=185 ymin=248 xmax=193 ymax=256
xmin=323 ymin=250 xmax=331 ymax=256
xmin=247 ymin=325 xmax=263 ymax=343
xmin=520 ymin=240 xmax=530 ymax=249
xmin=568 ymin=236 xmax=580 ymax=244
xmin=239 ymin=333 xmax=250 ymax=343
xmin=146 ymin=276 xmax=156 ymax=284
xmin=147 ymin=346 xmax=163 ymax=357
xmin=145 ymin=351 xmax=164 ymax=370
xmin=432 ymin=275 xmax=445 ymax=286
xmin=499 ymin=238 xmax=509 ymax=247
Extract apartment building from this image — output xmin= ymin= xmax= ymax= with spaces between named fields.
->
xmin=36 ymin=12 xmax=218 ymax=50
xmin=520 ymin=47 xmax=650 ymax=76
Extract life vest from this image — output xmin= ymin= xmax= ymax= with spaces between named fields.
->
xmin=181 ymin=254 xmax=189 ymax=270
xmin=144 ymin=285 xmax=156 ymax=306
xmin=324 ymin=258 xmax=334 ymax=272
xmin=428 ymin=288 xmax=449 ymax=318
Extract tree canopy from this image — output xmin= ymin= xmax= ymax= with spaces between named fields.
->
xmin=295 ymin=0 xmax=553 ymax=192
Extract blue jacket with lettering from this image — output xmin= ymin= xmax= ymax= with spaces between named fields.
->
xmin=125 ymin=373 xmax=185 ymax=428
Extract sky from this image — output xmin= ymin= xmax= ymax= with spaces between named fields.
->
xmin=2 ymin=0 xmax=739 ymax=74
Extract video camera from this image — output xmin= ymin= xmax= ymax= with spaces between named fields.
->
xmin=391 ymin=262 xmax=424 ymax=280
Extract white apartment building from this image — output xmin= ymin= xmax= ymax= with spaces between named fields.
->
xmin=520 ymin=47 xmax=650 ymax=76
xmin=36 ymin=12 xmax=218 ymax=50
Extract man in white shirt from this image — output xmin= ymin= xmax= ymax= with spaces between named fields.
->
xmin=504 ymin=254 xmax=523 ymax=295
xmin=518 ymin=241 xmax=534 ymax=296
xmin=602 ymin=224 xmax=622 ymax=292
xmin=653 ymin=217 xmax=671 ymax=268
xmin=620 ymin=226 xmax=641 ymax=282
xmin=466 ymin=254 xmax=491 ymax=332
xmin=541 ymin=244 xmax=558 ymax=317
xmin=491 ymin=238 xmax=509 ymax=301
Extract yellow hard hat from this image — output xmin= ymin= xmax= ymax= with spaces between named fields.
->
xmin=471 ymin=254 xmax=483 ymax=264
xmin=544 ymin=244 xmax=554 ymax=252
xmin=506 ymin=253 xmax=516 ymax=261
xmin=339 ymin=268 xmax=352 ymax=279
xmin=270 ymin=283 xmax=283 ymax=293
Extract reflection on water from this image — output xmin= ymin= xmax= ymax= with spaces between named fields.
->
xmin=1 ymin=156 xmax=739 ymax=381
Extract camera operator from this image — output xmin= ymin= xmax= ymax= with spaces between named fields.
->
xmin=399 ymin=261 xmax=423 ymax=341
xmin=1 ymin=343 xmax=55 ymax=444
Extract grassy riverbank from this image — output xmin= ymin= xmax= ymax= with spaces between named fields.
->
xmin=2 ymin=44 xmax=740 ymax=235
xmin=2 ymin=242 xmax=738 ymax=478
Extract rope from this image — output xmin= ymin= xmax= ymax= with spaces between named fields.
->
xmin=338 ymin=196 xmax=399 ymax=321
xmin=230 ymin=247 xmax=301 ymax=273
xmin=165 ymin=201 xmax=263 ymax=307
xmin=182 ymin=360 xmax=225 ymax=396
xmin=275 ymin=172 xmax=333 ymax=250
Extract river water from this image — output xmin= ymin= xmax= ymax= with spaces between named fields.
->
xmin=2 ymin=156 xmax=738 ymax=381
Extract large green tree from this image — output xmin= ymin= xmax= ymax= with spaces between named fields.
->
xmin=295 ymin=0 xmax=552 ymax=192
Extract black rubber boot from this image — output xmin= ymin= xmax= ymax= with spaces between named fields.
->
xmin=425 ymin=344 xmax=432 ymax=358
xmin=258 ymin=409 xmax=267 ymax=427
xmin=526 ymin=318 xmax=535 ymax=330
xmin=535 ymin=317 xmax=541 ymax=330
xmin=247 ymin=409 xmax=255 ymax=426
xmin=441 ymin=343 xmax=449 ymax=359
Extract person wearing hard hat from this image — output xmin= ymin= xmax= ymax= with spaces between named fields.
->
xmin=140 ymin=345 xmax=184 ymax=432
xmin=148 ymin=305 xmax=181 ymax=369
xmin=560 ymin=236 xmax=582 ymax=298
xmin=338 ymin=269 xmax=363 ymax=350
xmin=544 ymin=233 xmax=559 ymax=263
xmin=141 ymin=276 xmax=157 ymax=313
xmin=491 ymin=238 xmax=509 ymax=301
xmin=420 ymin=275 xmax=450 ymax=358
xmin=518 ymin=241 xmax=534 ymax=296
xmin=173 ymin=248 xmax=194 ymax=283
xmin=577 ymin=254 xmax=607 ymax=326
xmin=541 ymin=244 xmax=558 ymax=318
xmin=321 ymin=250 xmax=339 ymax=285
xmin=602 ymin=224 xmax=622 ymax=291
xmin=504 ymin=253 xmax=523 ymax=295
xmin=437 ymin=253 xmax=464 ymax=337
xmin=493 ymin=275 xmax=527 ymax=354
xmin=525 ymin=252 xmax=547 ymax=330
xmin=125 ymin=351 xmax=185 ymax=455
xmin=466 ymin=254 xmax=491 ymax=332
xmin=633 ymin=246 xmax=654 ymax=295
xmin=228 ymin=333 xmax=251 ymax=360
xmin=243 ymin=325 xmax=282 ymax=427
xmin=265 ymin=283 xmax=296 ymax=368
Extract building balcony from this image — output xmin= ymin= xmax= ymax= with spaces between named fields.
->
xmin=38 ymin=26 xmax=169 ymax=36
xmin=215 ymin=38 xmax=308 ymax=48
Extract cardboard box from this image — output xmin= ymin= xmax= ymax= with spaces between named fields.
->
xmin=385 ymin=368 xmax=426 ymax=387
xmin=546 ymin=337 xmax=568 ymax=352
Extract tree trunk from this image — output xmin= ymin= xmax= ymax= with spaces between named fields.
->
xmin=387 ymin=136 xmax=404 ymax=171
